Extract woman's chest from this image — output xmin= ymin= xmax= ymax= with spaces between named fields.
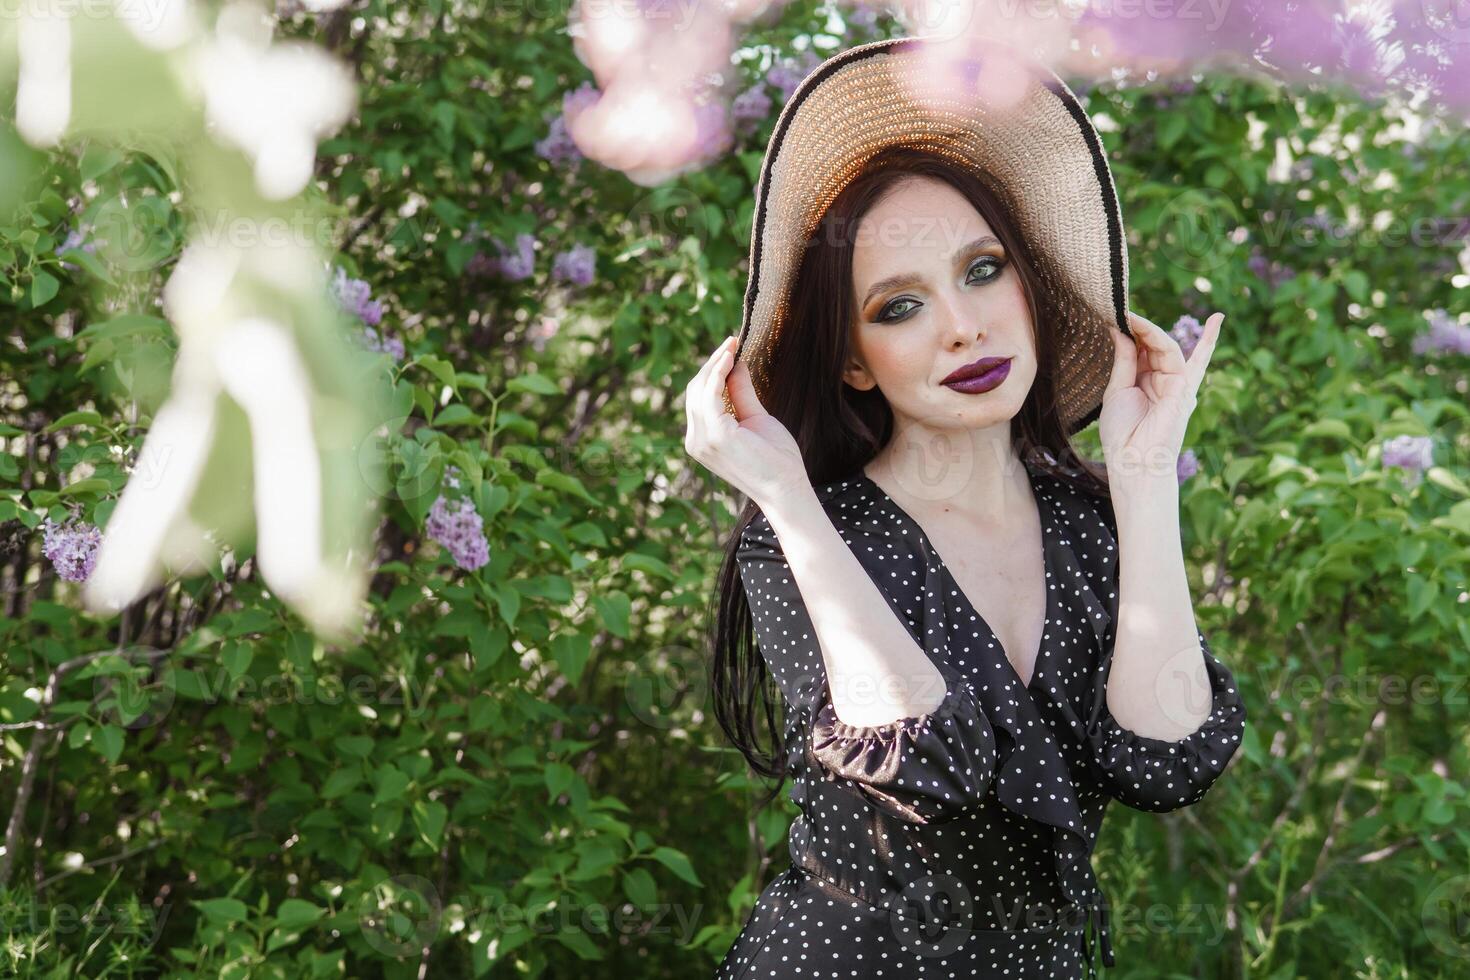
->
xmin=922 ymin=522 xmax=1049 ymax=686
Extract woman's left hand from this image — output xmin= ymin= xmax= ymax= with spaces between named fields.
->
xmin=1097 ymin=309 xmax=1222 ymax=485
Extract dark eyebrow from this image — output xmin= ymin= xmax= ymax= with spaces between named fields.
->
xmin=859 ymin=236 xmax=1004 ymax=308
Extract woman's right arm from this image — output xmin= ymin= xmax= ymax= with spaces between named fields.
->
xmin=738 ymin=495 xmax=997 ymax=824
xmin=686 ymin=336 xmax=996 ymax=824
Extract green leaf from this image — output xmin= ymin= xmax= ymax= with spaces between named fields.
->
xmin=93 ymin=724 xmax=124 ymax=764
xmin=61 ymin=247 xmax=116 ymax=284
xmin=623 ymin=553 xmax=674 ymax=580
xmin=592 ymin=592 xmax=631 ymax=638
xmin=1301 ymin=418 xmax=1353 ymax=441
xmin=1427 ymin=467 xmax=1470 ymax=498
xmin=321 ymin=769 xmax=362 ymax=800
xmin=551 ymin=631 xmax=591 ymax=686
xmin=29 ymin=269 xmax=59 ymax=307
xmin=544 ymin=761 xmax=576 ymax=799
xmin=78 ymin=313 xmax=167 ymax=341
xmin=622 ymin=867 xmax=658 ymax=908
xmin=194 ymin=897 xmax=249 ymax=925
xmin=80 ymin=144 xmax=124 ymax=182
xmin=506 ymin=373 xmax=561 ymax=396
xmin=45 ymin=410 xmax=105 ymax=432
xmin=413 ymin=355 xmax=458 ymax=393
xmin=650 ymin=846 xmax=702 ymax=887
xmin=413 ymin=800 xmax=448 ymax=848
xmin=58 ymin=478 xmax=111 ymax=497
xmin=334 ymin=735 xmax=375 ymax=758
xmin=274 ymin=899 xmax=325 ymax=931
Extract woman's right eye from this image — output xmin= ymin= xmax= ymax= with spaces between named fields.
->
xmin=877 ymin=298 xmax=918 ymax=322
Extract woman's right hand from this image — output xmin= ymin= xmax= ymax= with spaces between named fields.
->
xmin=683 ymin=335 xmax=811 ymax=508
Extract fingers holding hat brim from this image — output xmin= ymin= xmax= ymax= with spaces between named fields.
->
xmin=1104 ymin=315 xmax=1137 ymax=398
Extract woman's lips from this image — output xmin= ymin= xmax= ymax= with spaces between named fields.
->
xmin=941 ymin=357 xmax=1011 ymax=393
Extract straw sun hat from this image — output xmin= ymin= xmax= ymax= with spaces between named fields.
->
xmin=729 ymin=34 xmax=1130 ymax=436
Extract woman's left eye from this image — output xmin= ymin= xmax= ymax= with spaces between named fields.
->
xmin=967 ymin=257 xmax=1004 ymax=282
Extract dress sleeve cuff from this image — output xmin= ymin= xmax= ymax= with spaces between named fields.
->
xmin=809 ymin=660 xmax=997 ymax=825
xmin=1083 ymin=629 xmax=1248 ymax=812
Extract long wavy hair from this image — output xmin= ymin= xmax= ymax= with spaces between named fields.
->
xmin=707 ymin=145 xmax=1113 ymax=808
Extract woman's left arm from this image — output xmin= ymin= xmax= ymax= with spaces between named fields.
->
xmin=1083 ymin=310 xmax=1248 ymax=812
xmin=1099 ymin=309 xmax=1231 ymax=741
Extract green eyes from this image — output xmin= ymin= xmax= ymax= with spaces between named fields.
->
xmin=876 ymin=257 xmax=1006 ymax=323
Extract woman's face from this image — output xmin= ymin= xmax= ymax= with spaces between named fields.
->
xmin=844 ymin=175 xmax=1036 ymax=437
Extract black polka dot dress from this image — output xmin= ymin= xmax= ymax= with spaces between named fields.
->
xmin=714 ymin=456 xmax=1248 ymax=979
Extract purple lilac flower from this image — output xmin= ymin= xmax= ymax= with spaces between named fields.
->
xmin=563 ymin=80 xmax=600 ymax=121
xmin=426 ymin=494 xmax=490 ymax=571
xmin=1176 ymin=449 xmax=1199 ymax=485
xmin=1300 ymin=213 xmax=1349 ymax=241
xmin=732 ymin=83 xmax=772 ymax=126
xmin=491 ymin=233 xmax=537 ymax=282
xmin=466 ymin=252 xmax=500 ymax=277
xmin=690 ymin=99 xmax=733 ymax=161
xmin=765 ymin=50 xmax=820 ymax=102
xmin=1382 ymin=435 xmax=1434 ymax=472
xmin=1246 ymin=247 xmax=1294 ymax=288
xmin=56 ymin=224 xmax=105 ymax=272
xmin=534 ymin=114 xmax=583 ymax=166
xmin=361 ymin=326 xmax=406 ymax=361
xmin=1412 ymin=309 xmax=1470 ymax=356
xmin=331 ymin=266 xmax=385 ymax=326
xmin=1170 ymin=314 xmax=1204 ymax=358
xmin=41 ymin=517 xmax=103 ymax=583
xmin=846 ymin=4 xmax=879 ymax=36
xmin=551 ymin=243 xmax=596 ymax=287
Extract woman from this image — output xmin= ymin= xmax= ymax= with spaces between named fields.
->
xmin=686 ymin=37 xmax=1248 ymax=979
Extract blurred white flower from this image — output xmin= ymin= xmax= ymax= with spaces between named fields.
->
xmin=84 ymin=237 xmax=372 ymax=639
xmin=195 ymin=2 xmax=356 ymax=200
xmin=15 ymin=6 xmax=71 ymax=147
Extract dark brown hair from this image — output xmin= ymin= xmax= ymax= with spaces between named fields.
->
xmin=708 ymin=145 xmax=1112 ymax=807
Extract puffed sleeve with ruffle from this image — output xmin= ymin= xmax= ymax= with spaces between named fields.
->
xmin=1082 ymin=626 xmax=1247 ymax=812
xmin=737 ymin=510 xmax=997 ymax=825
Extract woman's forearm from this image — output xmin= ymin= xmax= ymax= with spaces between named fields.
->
xmin=760 ymin=488 xmax=948 ymax=728
xmin=1107 ymin=476 xmax=1214 ymax=740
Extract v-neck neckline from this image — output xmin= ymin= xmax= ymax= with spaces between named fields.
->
xmin=856 ymin=457 xmax=1055 ymax=703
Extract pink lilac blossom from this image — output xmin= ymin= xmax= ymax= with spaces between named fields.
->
xmin=1170 ymin=314 xmax=1205 ymax=358
xmin=41 ymin=517 xmax=103 ymax=582
xmin=426 ymin=494 xmax=490 ymax=571
xmin=551 ymin=243 xmax=596 ymax=287
xmin=1381 ymin=434 xmax=1433 ymax=472
xmin=1412 ymin=309 xmax=1470 ymax=356
xmin=1176 ymin=449 xmax=1200 ymax=484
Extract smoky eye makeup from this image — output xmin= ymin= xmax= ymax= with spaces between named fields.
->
xmin=867 ymin=253 xmax=1009 ymax=324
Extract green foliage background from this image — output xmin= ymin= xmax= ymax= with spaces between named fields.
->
xmin=2 ymin=2 xmax=1469 ymax=978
